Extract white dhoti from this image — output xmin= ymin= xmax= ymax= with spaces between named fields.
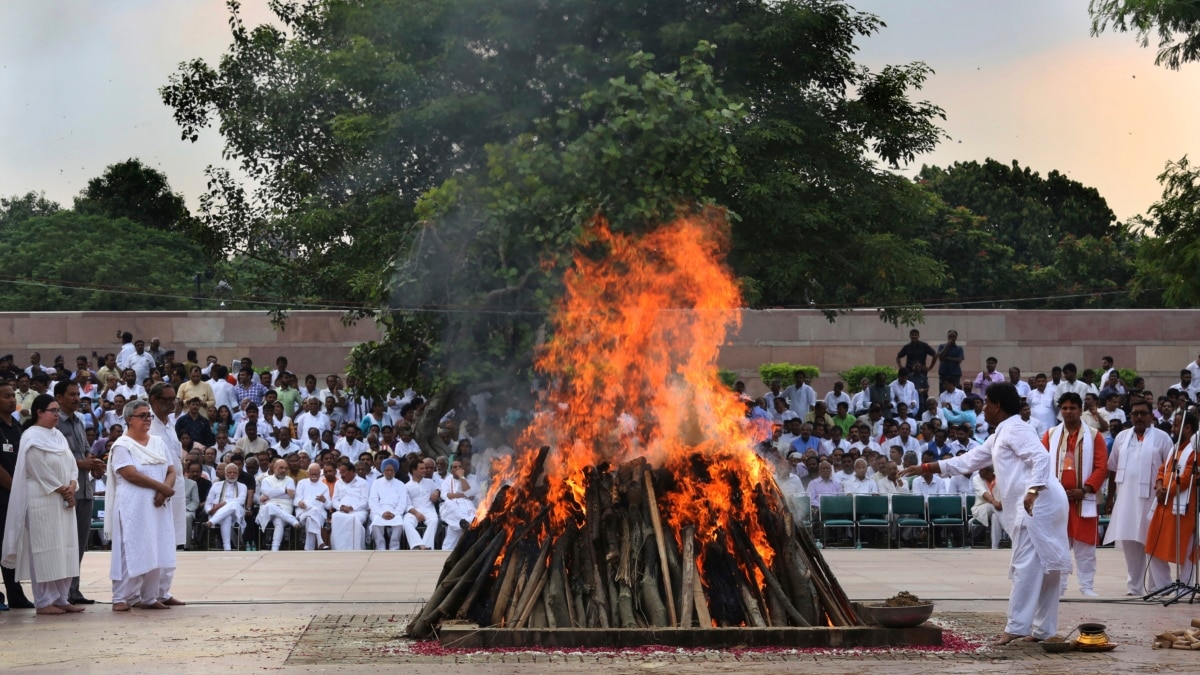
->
xmin=330 ymin=511 xmax=367 ymax=550
xmin=1061 ymin=539 xmax=1098 ymax=595
xmin=255 ymin=503 xmax=299 ymax=551
xmin=296 ymin=506 xmax=327 ymax=550
xmin=1006 ymin=482 xmax=1071 ymax=639
xmin=209 ymin=503 xmax=245 ymax=551
xmin=403 ymin=507 xmax=438 ymax=550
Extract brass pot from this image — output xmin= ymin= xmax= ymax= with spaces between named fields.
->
xmin=1077 ymin=622 xmax=1109 ymax=646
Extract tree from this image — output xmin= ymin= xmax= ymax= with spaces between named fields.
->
xmin=1090 ymin=0 xmax=1200 ymax=69
xmin=75 ymin=158 xmax=190 ymax=232
xmin=1137 ymin=156 xmax=1200 ymax=305
xmin=162 ymin=0 xmax=948 ymax=453
xmin=0 ymin=211 xmax=206 ymax=311
xmin=0 ymin=192 xmax=60 ymax=226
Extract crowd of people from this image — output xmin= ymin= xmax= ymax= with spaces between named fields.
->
xmin=741 ymin=328 xmax=1200 ymax=644
xmin=0 ymin=332 xmax=514 ymax=615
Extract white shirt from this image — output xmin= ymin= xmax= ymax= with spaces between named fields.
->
xmin=293 ymin=477 xmax=329 ymax=511
xmin=111 ymin=383 xmax=146 ymax=402
xmin=211 ymin=378 xmax=238 ymax=414
xmin=842 ymin=476 xmax=879 ymax=495
xmin=406 ymin=476 xmax=440 ymax=512
xmin=335 ymin=437 xmax=369 ymax=458
xmin=939 ymin=388 xmax=965 ymax=412
xmin=332 ymin=476 xmax=369 ymax=514
xmin=824 ymin=391 xmax=851 ymax=413
xmin=888 ymin=379 xmax=918 ymax=413
xmin=296 ymin=411 xmax=332 ymax=442
xmin=127 ymin=351 xmax=157 ymax=384
xmin=782 ymin=383 xmax=816 ymax=418
xmin=911 ymin=475 xmax=946 ymax=498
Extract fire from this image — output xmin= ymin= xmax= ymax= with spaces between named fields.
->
xmin=481 ymin=210 xmax=777 ymax=599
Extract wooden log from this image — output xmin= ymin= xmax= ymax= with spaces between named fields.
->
xmin=692 ymin=568 xmax=712 ymax=628
xmin=406 ymin=526 xmax=498 ymax=637
xmin=529 ymin=592 xmax=549 ymax=628
xmin=511 ymin=535 xmax=553 ymax=629
xmin=782 ymin=536 xmax=821 ymax=626
xmin=738 ymin=577 xmax=767 ymax=627
xmin=544 ymin=532 xmax=572 ymax=628
xmin=431 ymin=531 xmax=506 ymax=618
xmin=457 ymin=532 xmax=507 ymax=620
xmin=504 ymin=558 xmax=529 ymax=626
xmin=791 ymin=506 xmax=858 ymax=625
xmin=643 ymin=469 xmax=678 ymax=627
xmin=639 ymin=537 xmax=669 ymax=627
xmin=678 ymin=526 xmax=696 ymax=627
xmin=730 ymin=522 xmax=809 ymax=627
xmin=489 ymin=547 xmax=526 ymax=627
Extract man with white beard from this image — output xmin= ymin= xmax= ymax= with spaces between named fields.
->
xmin=404 ymin=458 xmax=441 ymax=550
xmin=440 ymin=458 xmax=478 ymax=551
xmin=293 ymin=463 xmax=330 ymax=550
xmin=255 ymin=459 xmax=299 ymax=551
xmin=330 ymin=461 xmax=368 ymax=550
xmin=1103 ymin=398 xmax=1175 ymax=595
xmin=368 ymin=458 xmax=407 ymax=551
xmin=148 ymin=382 xmax=186 ymax=606
xmin=205 ymin=463 xmax=247 ymax=551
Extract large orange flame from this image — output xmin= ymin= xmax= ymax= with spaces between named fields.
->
xmin=480 ymin=210 xmax=777 ymax=585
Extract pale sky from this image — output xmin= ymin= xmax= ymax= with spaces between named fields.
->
xmin=2 ymin=0 xmax=1197 ymax=222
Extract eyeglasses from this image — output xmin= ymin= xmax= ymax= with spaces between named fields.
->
xmin=43 ymin=407 xmax=61 ymax=414
xmin=129 ymin=413 xmax=153 ymax=420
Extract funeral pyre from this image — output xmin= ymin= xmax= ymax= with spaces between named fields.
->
xmin=407 ymin=212 xmax=859 ymax=638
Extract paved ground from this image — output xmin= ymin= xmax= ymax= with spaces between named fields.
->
xmin=2 ymin=547 xmax=1200 ymax=673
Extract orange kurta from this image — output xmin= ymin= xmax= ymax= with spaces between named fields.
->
xmin=1146 ymin=442 xmax=1199 ymax=565
xmin=1042 ymin=426 xmax=1108 ymax=545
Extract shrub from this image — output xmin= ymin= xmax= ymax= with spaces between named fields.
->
xmin=1117 ymin=368 xmax=1138 ymax=385
xmin=839 ymin=365 xmax=898 ymax=393
xmin=758 ymin=363 xmax=819 ymax=386
xmin=717 ymin=369 xmax=739 ymax=388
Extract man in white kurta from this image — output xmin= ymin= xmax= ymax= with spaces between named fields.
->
xmin=1103 ymin=400 xmax=1175 ymax=595
xmin=206 ymin=464 xmax=248 ymax=551
xmin=368 ymin=458 xmax=407 ymax=550
xmin=107 ymin=431 xmax=176 ymax=609
xmin=149 ymin=383 xmax=186 ymax=605
xmin=439 ymin=458 xmax=477 ymax=551
xmin=903 ymin=383 xmax=1070 ymax=645
xmin=330 ymin=463 xmax=369 ymax=550
xmin=1 ymin=424 xmax=80 ymax=611
xmin=293 ymin=463 xmax=330 ymax=550
xmin=255 ymin=459 xmax=299 ymax=551
xmin=404 ymin=458 xmax=441 ymax=550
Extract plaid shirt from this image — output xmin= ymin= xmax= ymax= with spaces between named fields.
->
xmin=235 ymin=381 xmax=270 ymax=407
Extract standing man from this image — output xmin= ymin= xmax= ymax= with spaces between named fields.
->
xmin=55 ymin=380 xmax=99 ymax=605
xmin=1054 ymin=364 xmax=1090 ymax=418
xmin=782 ymin=370 xmax=816 ymax=420
xmin=973 ymin=357 xmax=1006 ymax=397
xmin=148 ymin=382 xmax=186 ymax=606
xmin=930 ymin=330 xmax=964 ymax=388
xmin=1145 ymin=413 xmax=1200 ymax=585
xmin=1103 ymin=399 xmax=1175 ymax=595
xmin=127 ymin=340 xmax=157 ymax=385
xmin=1041 ymin=393 xmax=1108 ymax=597
xmin=902 ymin=383 xmax=1070 ymax=645
xmin=0 ymin=383 xmax=34 ymax=608
xmin=896 ymin=329 xmax=936 ymax=371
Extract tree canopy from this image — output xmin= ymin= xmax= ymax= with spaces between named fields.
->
xmin=1090 ymin=0 xmax=1200 ymax=69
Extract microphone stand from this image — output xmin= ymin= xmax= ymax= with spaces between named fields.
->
xmin=1144 ymin=404 xmax=1200 ymax=605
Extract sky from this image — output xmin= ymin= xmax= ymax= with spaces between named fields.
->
xmin=1 ymin=0 xmax=1198 ymax=222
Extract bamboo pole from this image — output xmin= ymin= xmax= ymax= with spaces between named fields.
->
xmin=643 ymin=469 xmax=678 ymax=627
xmin=678 ymin=526 xmax=695 ymax=627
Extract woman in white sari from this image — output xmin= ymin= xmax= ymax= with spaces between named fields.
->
xmin=1 ymin=394 xmax=81 ymax=615
xmin=106 ymin=399 xmax=177 ymax=611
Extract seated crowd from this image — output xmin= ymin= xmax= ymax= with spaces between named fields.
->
xmin=2 ymin=334 xmax=520 ymax=553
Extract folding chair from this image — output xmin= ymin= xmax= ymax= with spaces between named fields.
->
xmin=891 ymin=494 xmax=929 ymax=549
xmin=819 ymin=495 xmax=855 ymax=548
xmin=928 ymin=495 xmax=966 ymax=548
xmin=88 ymin=496 xmax=106 ymax=550
xmin=854 ymin=495 xmax=891 ymax=548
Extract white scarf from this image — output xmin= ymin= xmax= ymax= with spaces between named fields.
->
xmin=1163 ymin=442 xmax=1196 ymax=516
xmin=1049 ymin=422 xmax=1097 ymax=518
xmin=1 ymin=425 xmax=72 ymax=575
xmin=104 ymin=435 xmax=169 ymax=538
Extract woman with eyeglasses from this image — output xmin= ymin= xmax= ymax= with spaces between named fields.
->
xmin=0 ymin=394 xmax=82 ymax=615
xmin=104 ymin=399 xmax=176 ymax=611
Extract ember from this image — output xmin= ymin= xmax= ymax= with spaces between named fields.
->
xmin=407 ymin=212 xmax=861 ymax=639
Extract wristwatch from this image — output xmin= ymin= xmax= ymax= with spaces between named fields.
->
xmin=1027 ymin=487 xmax=1043 ymax=495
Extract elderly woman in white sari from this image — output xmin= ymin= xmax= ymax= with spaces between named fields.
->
xmin=1 ymin=394 xmax=82 ymax=615
xmin=106 ymin=399 xmax=177 ymax=611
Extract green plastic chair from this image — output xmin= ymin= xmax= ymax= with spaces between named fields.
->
xmin=854 ymin=494 xmax=891 ymax=548
xmin=88 ymin=496 xmax=105 ymax=550
xmin=891 ymin=494 xmax=929 ymax=548
xmin=819 ymin=495 xmax=855 ymax=548
xmin=928 ymin=495 xmax=966 ymax=548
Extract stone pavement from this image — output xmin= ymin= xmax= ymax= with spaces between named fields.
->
xmin=2 ymin=547 xmax=1200 ymax=673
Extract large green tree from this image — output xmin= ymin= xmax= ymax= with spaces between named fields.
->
xmin=0 ymin=211 xmax=207 ymax=311
xmin=1090 ymin=0 xmax=1200 ymax=69
xmin=162 ymin=0 xmax=947 ymax=452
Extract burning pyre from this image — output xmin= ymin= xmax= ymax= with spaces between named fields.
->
xmin=407 ymin=212 xmax=859 ymax=638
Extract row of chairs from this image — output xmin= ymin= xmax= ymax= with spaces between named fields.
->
xmin=797 ymin=493 xmax=977 ymax=549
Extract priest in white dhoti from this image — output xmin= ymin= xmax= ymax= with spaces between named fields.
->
xmin=404 ymin=457 xmax=441 ymax=550
xmin=368 ymin=458 xmax=407 ymax=550
xmin=293 ymin=463 xmax=330 ymax=550
xmin=106 ymin=399 xmax=178 ymax=611
xmin=440 ymin=458 xmax=478 ymax=551
xmin=255 ymin=459 xmax=298 ymax=550
xmin=330 ymin=462 xmax=369 ymax=550
xmin=1 ymin=395 xmax=82 ymax=614
xmin=1104 ymin=399 xmax=1175 ymax=595
xmin=903 ymin=383 xmax=1070 ymax=645
xmin=206 ymin=463 xmax=248 ymax=551
xmin=149 ymin=382 xmax=187 ymax=606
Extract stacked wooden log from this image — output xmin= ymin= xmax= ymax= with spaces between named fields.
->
xmin=1153 ymin=620 xmax=1200 ymax=649
xmin=406 ymin=449 xmax=861 ymax=639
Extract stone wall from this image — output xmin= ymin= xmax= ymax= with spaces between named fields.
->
xmin=0 ymin=311 xmax=382 ymax=379
xmin=720 ymin=309 xmax=1199 ymax=397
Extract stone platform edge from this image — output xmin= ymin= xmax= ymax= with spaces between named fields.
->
xmin=436 ymin=623 xmax=943 ymax=649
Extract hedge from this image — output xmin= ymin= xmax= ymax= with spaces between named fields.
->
xmin=758 ymin=363 xmax=820 ymax=386
xmin=839 ymin=365 xmax=899 ymax=393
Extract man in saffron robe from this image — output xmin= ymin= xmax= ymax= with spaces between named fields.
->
xmin=1145 ymin=413 xmax=1200 ymax=585
xmin=1041 ymin=393 xmax=1107 ymax=597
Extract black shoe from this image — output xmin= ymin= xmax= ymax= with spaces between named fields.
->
xmin=7 ymin=597 xmax=34 ymax=609
xmin=68 ymin=596 xmax=96 ymax=605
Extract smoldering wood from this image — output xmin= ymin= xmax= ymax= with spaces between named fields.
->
xmin=678 ymin=526 xmax=696 ymax=628
xmin=643 ymin=468 xmax=678 ymax=627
